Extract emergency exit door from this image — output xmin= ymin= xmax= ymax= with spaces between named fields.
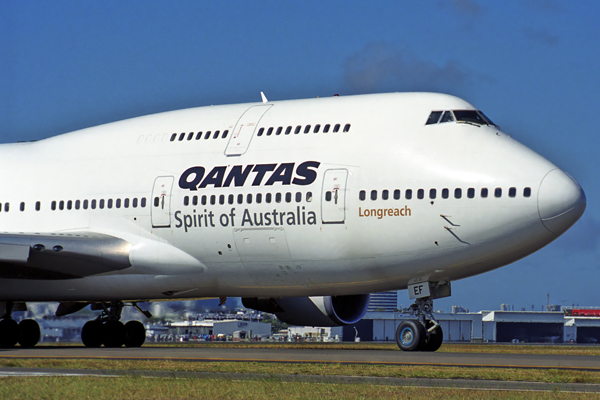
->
xmin=151 ymin=176 xmax=174 ymax=228
xmin=225 ymin=105 xmax=272 ymax=156
xmin=321 ymin=169 xmax=348 ymax=223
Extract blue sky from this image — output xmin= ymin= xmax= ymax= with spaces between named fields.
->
xmin=1 ymin=1 xmax=598 ymax=312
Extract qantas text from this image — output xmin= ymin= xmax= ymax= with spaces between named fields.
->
xmin=179 ymin=161 xmax=320 ymax=191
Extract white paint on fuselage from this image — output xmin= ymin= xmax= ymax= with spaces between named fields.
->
xmin=0 ymin=93 xmax=585 ymax=301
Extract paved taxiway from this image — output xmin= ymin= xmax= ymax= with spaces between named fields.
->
xmin=1 ymin=346 xmax=599 ymax=371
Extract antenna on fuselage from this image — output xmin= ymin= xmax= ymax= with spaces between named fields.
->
xmin=260 ymin=91 xmax=268 ymax=103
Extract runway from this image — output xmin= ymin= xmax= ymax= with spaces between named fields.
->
xmin=1 ymin=345 xmax=600 ymax=371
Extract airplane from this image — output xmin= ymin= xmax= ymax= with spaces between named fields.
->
xmin=0 ymin=92 xmax=585 ymax=351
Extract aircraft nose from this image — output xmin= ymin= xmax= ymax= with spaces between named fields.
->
xmin=538 ymin=169 xmax=586 ymax=234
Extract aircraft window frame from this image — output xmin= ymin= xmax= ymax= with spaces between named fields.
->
xmin=76 ymin=200 xmax=81 ymax=210
xmin=441 ymin=188 xmax=449 ymax=199
xmin=237 ymin=194 xmax=243 ymax=205
xmin=285 ymin=126 xmax=292 ymax=135
xmin=91 ymin=199 xmax=97 ymax=209
xmin=20 ymin=202 xmax=25 ymax=212
xmin=67 ymin=200 xmax=73 ymax=210
xmin=304 ymin=125 xmax=311 ymax=134
xmin=51 ymin=201 xmax=57 ymax=211
xmin=295 ymin=192 xmax=302 ymax=202
xmin=285 ymin=192 xmax=292 ymax=203
xmin=204 ymin=131 xmax=211 ymax=140
xmin=228 ymin=194 xmax=235 ymax=205
xmin=266 ymin=127 xmax=274 ymax=136
xmin=481 ymin=188 xmax=488 ymax=198
xmin=324 ymin=124 xmax=331 ymax=133
xmin=178 ymin=133 xmax=185 ymax=141
xmin=359 ymin=190 xmax=366 ymax=201
xmin=256 ymin=193 xmax=263 ymax=204
xmin=275 ymin=193 xmax=282 ymax=203
xmin=343 ymin=124 xmax=351 ymax=133
xmin=394 ymin=189 xmax=401 ymax=200
xmin=213 ymin=131 xmax=220 ymax=139
xmin=405 ymin=189 xmax=413 ymax=200
xmin=509 ymin=187 xmax=516 ymax=198
xmin=453 ymin=110 xmax=489 ymax=126
xmin=417 ymin=189 xmax=424 ymax=199
xmin=429 ymin=189 xmax=436 ymax=199
xmin=83 ymin=200 xmax=89 ymax=209
xmin=59 ymin=201 xmax=65 ymax=211
xmin=325 ymin=191 xmax=332 ymax=202
xmin=467 ymin=188 xmax=475 ymax=199
xmin=116 ymin=199 xmax=121 ymax=209
xmin=425 ymin=111 xmax=443 ymax=125
xmin=257 ymin=128 xmax=265 ymax=137
xmin=99 ymin=199 xmax=105 ymax=209
xmin=333 ymin=124 xmax=341 ymax=133
xmin=201 ymin=195 xmax=207 ymax=206
xmin=187 ymin=132 xmax=194 ymax=141
xmin=495 ymin=188 xmax=502 ymax=198
xmin=523 ymin=187 xmax=531 ymax=197
xmin=370 ymin=190 xmax=377 ymax=201
xmin=35 ymin=201 xmax=41 ymax=211
xmin=247 ymin=194 xmax=253 ymax=204
xmin=440 ymin=111 xmax=455 ymax=123
xmin=107 ymin=199 xmax=113 ymax=209
xmin=219 ymin=195 xmax=225 ymax=205
xmin=184 ymin=196 xmax=190 ymax=206
xmin=195 ymin=132 xmax=203 ymax=140
xmin=124 ymin=198 xmax=129 ymax=208
xmin=222 ymin=130 xmax=229 ymax=139
xmin=276 ymin=127 xmax=283 ymax=136
xmin=266 ymin=193 xmax=272 ymax=203
xmin=192 ymin=196 xmax=198 ymax=206
xmin=170 ymin=133 xmax=177 ymax=142
xmin=132 ymin=198 xmax=138 ymax=208
xmin=454 ymin=188 xmax=462 ymax=199
xmin=295 ymin=125 xmax=302 ymax=134
xmin=314 ymin=124 xmax=320 ymax=133
xmin=210 ymin=195 xmax=216 ymax=205
xmin=382 ymin=189 xmax=389 ymax=200
xmin=141 ymin=198 xmax=147 ymax=208
xmin=306 ymin=192 xmax=313 ymax=202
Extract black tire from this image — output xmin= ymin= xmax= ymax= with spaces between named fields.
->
xmin=81 ymin=320 xmax=103 ymax=348
xmin=18 ymin=319 xmax=40 ymax=348
xmin=422 ymin=321 xmax=443 ymax=352
xmin=395 ymin=320 xmax=425 ymax=351
xmin=124 ymin=320 xmax=146 ymax=348
xmin=0 ymin=319 xmax=19 ymax=348
xmin=103 ymin=320 xmax=125 ymax=348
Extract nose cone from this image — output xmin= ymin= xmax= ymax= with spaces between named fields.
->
xmin=538 ymin=169 xmax=586 ymax=234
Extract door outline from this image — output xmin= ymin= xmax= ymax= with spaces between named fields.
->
xmin=321 ymin=169 xmax=348 ymax=224
xmin=225 ymin=105 xmax=273 ymax=156
xmin=151 ymin=176 xmax=174 ymax=228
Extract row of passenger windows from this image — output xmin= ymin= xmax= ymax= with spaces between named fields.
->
xmin=184 ymin=192 xmax=314 ymax=206
xmin=257 ymin=123 xmax=351 ymax=137
xmin=359 ymin=187 xmax=531 ymax=201
xmin=51 ymin=198 xmax=147 ymax=211
xmin=170 ymin=130 xmax=230 ymax=142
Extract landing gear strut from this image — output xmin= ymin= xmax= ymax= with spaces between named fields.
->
xmin=81 ymin=301 xmax=148 ymax=348
xmin=0 ymin=302 xmax=41 ymax=348
xmin=396 ymin=282 xmax=450 ymax=352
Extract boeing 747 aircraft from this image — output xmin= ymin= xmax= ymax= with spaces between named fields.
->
xmin=0 ymin=92 xmax=585 ymax=351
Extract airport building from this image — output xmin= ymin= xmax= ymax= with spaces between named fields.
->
xmin=343 ymin=307 xmax=600 ymax=344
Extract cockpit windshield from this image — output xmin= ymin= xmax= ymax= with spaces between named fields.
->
xmin=425 ymin=110 xmax=498 ymax=127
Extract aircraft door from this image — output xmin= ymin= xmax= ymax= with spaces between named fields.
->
xmin=151 ymin=176 xmax=174 ymax=228
xmin=321 ymin=169 xmax=348 ymax=224
xmin=225 ymin=105 xmax=273 ymax=156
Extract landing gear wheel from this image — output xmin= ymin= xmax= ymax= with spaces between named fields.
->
xmin=103 ymin=320 xmax=125 ymax=348
xmin=18 ymin=319 xmax=40 ymax=348
xmin=82 ymin=320 xmax=103 ymax=348
xmin=124 ymin=321 xmax=146 ymax=348
xmin=422 ymin=321 xmax=443 ymax=352
xmin=396 ymin=320 xmax=425 ymax=351
xmin=0 ymin=319 xmax=19 ymax=348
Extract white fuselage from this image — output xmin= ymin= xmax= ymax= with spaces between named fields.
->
xmin=0 ymin=93 xmax=585 ymax=302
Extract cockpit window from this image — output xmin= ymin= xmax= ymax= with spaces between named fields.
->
xmin=425 ymin=109 xmax=498 ymax=127
xmin=440 ymin=111 xmax=454 ymax=123
xmin=426 ymin=111 xmax=443 ymax=125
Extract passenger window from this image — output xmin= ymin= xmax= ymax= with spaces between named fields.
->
xmin=325 ymin=191 xmax=332 ymax=202
xmin=285 ymin=192 xmax=292 ymax=203
xmin=35 ymin=201 xmax=41 ymax=211
xmin=256 ymin=193 xmax=262 ymax=203
xmin=246 ymin=194 xmax=252 ymax=204
xmin=429 ymin=189 xmax=436 ymax=199
xmin=295 ymin=125 xmax=302 ymax=134
xmin=67 ymin=200 xmax=73 ymax=210
xmin=83 ymin=200 xmax=89 ymax=209
xmin=304 ymin=125 xmax=311 ymax=134
xmin=141 ymin=198 xmax=147 ymax=208
xmin=192 ymin=196 xmax=198 ymax=206
xmin=394 ymin=189 xmax=400 ymax=200
xmin=442 ymin=188 xmax=449 ymax=199
xmin=124 ymin=199 xmax=129 ymax=208
xmin=222 ymin=130 xmax=229 ymax=138
xmin=276 ymin=127 xmax=283 ymax=135
xmin=467 ymin=188 xmax=475 ymax=199
xmin=187 ymin=132 xmax=194 ymax=141
xmin=405 ymin=189 xmax=413 ymax=200
xmin=20 ymin=202 xmax=25 ymax=212
xmin=184 ymin=196 xmax=190 ymax=206
xmin=75 ymin=200 xmax=81 ymax=210
xmin=359 ymin=190 xmax=366 ymax=201
xmin=179 ymin=133 xmax=185 ymax=141
xmin=266 ymin=127 xmax=273 ymax=136
xmin=204 ymin=132 xmax=211 ymax=140
xmin=481 ymin=188 xmax=488 ymax=198
xmin=440 ymin=111 xmax=455 ymax=123
xmin=295 ymin=192 xmax=302 ymax=202
xmin=495 ymin=188 xmax=502 ymax=198
xmin=132 ymin=198 xmax=138 ymax=208
xmin=228 ymin=194 xmax=234 ymax=205
xmin=170 ymin=133 xmax=177 ymax=142
xmin=523 ymin=187 xmax=531 ymax=197
xmin=370 ymin=190 xmax=377 ymax=201
xmin=314 ymin=124 xmax=320 ymax=133
xmin=426 ymin=111 xmax=443 ymax=125
xmin=59 ymin=201 xmax=65 ymax=210
xmin=99 ymin=199 xmax=105 ymax=209
xmin=213 ymin=131 xmax=220 ymax=139
xmin=509 ymin=187 xmax=516 ymax=198
xmin=210 ymin=195 xmax=216 ymax=205
xmin=237 ymin=194 xmax=243 ymax=204
xmin=333 ymin=124 xmax=341 ymax=133
xmin=417 ymin=189 xmax=424 ymax=199
xmin=323 ymin=124 xmax=331 ymax=133
xmin=51 ymin=201 xmax=57 ymax=211
xmin=275 ymin=193 xmax=282 ymax=203
xmin=306 ymin=192 xmax=313 ymax=202
xmin=266 ymin=193 xmax=272 ymax=203
xmin=201 ymin=195 xmax=207 ymax=206
xmin=382 ymin=190 xmax=389 ymax=200
xmin=219 ymin=195 xmax=225 ymax=205
xmin=285 ymin=126 xmax=292 ymax=135
xmin=4 ymin=203 xmax=9 ymax=212
xmin=91 ymin=200 xmax=97 ymax=209
xmin=343 ymin=124 xmax=351 ymax=133
xmin=107 ymin=199 xmax=113 ymax=209
xmin=454 ymin=188 xmax=462 ymax=199
xmin=116 ymin=199 xmax=121 ymax=208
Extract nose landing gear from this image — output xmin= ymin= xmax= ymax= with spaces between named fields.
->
xmin=396 ymin=282 xmax=450 ymax=352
